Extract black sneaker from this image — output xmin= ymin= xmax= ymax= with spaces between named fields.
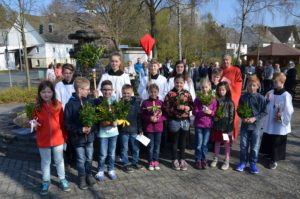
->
xmin=123 ymin=166 xmax=134 ymax=173
xmin=86 ymin=175 xmax=96 ymax=186
xmin=78 ymin=176 xmax=88 ymax=190
xmin=132 ymin=164 xmax=142 ymax=170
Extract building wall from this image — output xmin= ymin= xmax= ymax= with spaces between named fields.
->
xmin=28 ymin=43 xmax=74 ymax=68
xmin=122 ymin=48 xmax=150 ymax=64
xmin=226 ymin=43 xmax=247 ymax=57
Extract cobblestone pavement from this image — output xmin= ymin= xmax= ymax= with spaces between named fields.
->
xmin=0 ymin=104 xmax=299 ymax=199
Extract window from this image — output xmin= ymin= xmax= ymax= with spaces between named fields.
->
xmin=39 ymin=24 xmax=43 ymax=34
xmin=48 ymin=24 xmax=53 ymax=33
xmin=37 ymin=60 xmax=40 ymax=67
xmin=53 ymin=47 xmax=55 ymax=53
xmin=36 ymin=47 xmax=39 ymax=53
xmin=66 ymin=48 xmax=69 ymax=53
xmin=54 ymin=59 xmax=57 ymax=64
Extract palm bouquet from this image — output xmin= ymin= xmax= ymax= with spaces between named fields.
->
xmin=237 ymin=102 xmax=253 ymax=118
xmin=79 ymin=102 xmax=99 ymax=127
xmin=196 ymin=90 xmax=214 ymax=106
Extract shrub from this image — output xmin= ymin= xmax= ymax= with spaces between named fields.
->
xmin=0 ymin=86 xmax=37 ymax=104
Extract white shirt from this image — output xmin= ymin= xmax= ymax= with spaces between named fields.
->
xmin=138 ymin=75 xmax=167 ymax=102
xmin=263 ymin=90 xmax=294 ymax=135
xmin=164 ymin=77 xmax=196 ymax=101
xmin=97 ymin=73 xmax=131 ymax=101
xmin=55 ymin=81 xmax=75 ymax=109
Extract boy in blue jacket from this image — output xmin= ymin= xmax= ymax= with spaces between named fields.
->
xmin=64 ymin=77 xmax=96 ymax=189
xmin=235 ymin=75 xmax=267 ymax=174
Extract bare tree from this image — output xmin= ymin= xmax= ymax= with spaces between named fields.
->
xmin=143 ymin=0 xmax=165 ymax=58
xmin=235 ymin=0 xmax=287 ymax=59
xmin=73 ymin=0 xmax=142 ymax=51
xmin=1 ymin=0 xmax=36 ymax=89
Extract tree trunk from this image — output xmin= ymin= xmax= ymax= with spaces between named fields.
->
xmin=177 ymin=3 xmax=182 ymax=60
xmin=21 ymin=25 xmax=31 ymax=89
xmin=149 ymin=6 xmax=157 ymax=58
xmin=236 ymin=14 xmax=246 ymax=60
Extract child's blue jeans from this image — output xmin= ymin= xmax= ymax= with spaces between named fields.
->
xmin=195 ymin=128 xmax=211 ymax=161
xmin=75 ymin=142 xmax=93 ymax=177
xmin=239 ymin=127 xmax=262 ymax=164
xmin=120 ymin=133 xmax=140 ymax=166
xmin=98 ymin=136 xmax=118 ymax=172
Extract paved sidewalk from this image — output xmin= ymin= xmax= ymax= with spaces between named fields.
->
xmin=0 ymin=104 xmax=299 ymax=199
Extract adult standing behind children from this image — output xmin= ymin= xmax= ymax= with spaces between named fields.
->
xmin=55 ymin=63 xmax=63 ymax=80
xmin=221 ymin=54 xmax=242 ymax=140
xmin=124 ymin=60 xmax=137 ymax=88
xmin=134 ymin=58 xmax=143 ymax=75
xmin=96 ymin=52 xmax=131 ymax=101
xmin=260 ymin=73 xmax=294 ymax=170
xmin=46 ymin=63 xmax=56 ymax=83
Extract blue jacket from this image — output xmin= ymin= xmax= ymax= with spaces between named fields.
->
xmin=238 ymin=92 xmax=267 ymax=130
xmin=64 ymin=93 xmax=96 ymax=147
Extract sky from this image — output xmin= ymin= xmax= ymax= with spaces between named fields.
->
xmin=200 ymin=0 xmax=297 ymax=27
xmin=39 ymin=0 xmax=297 ymax=28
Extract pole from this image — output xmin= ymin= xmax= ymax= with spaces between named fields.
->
xmin=17 ymin=33 xmax=22 ymax=71
xmin=92 ymin=68 xmax=97 ymax=96
xmin=4 ymin=31 xmax=12 ymax=87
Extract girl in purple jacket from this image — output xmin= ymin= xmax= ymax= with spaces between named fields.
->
xmin=193 ymin=78 xmax=217 ymax=169
xmin=141 ymin=84 xmax=166 ymax=171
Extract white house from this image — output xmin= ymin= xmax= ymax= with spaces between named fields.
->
xmin=0 ymin=17 xmax=74 ymax=70
xmin=224 ymin=28 xmax=248 ymax=58
xmin=120 ymin=45 xmax=150 ymax=64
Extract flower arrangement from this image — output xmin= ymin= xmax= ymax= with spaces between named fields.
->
xmin=237 ymin=102 xmax=253 ymax=118
xmin=96 ymin=100 xmax=115 ymax=125
xmin=79 ymin=103 xmax=99 ymax=127
xmin=176 ymin=94 xmax=186 ymax=105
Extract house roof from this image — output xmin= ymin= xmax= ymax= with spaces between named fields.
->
xmin=243 ymin=26 xmax=281 ymax=47
xmin=247 ymin=42 xmax=300 ymax=56
xmin=269 ymin=25 xmax=300 ymax=43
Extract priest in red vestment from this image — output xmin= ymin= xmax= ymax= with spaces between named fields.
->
xmin=221 ymin=54 xmax=242 ymax=139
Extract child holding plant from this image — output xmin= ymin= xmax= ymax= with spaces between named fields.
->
xmin=163 ymin=74 xmax=194 ymax=171
xmin=95 ymin=80 xmax=119 ymax=181
xmin=210 ymin=81 xmax=235 ymax=171
xmin=141 ymin=83 xmax=166 ymax=171
xmin=119 ymin=84 xmax=143 ymax=173
xmin=33 ymin=81 xmax=70 ymax=195
xmin=96 ymin=52 xmax=131 ymax=101
xmin=235 ymin=75 xmax=267 ymax=174
xmin=193 ymin=78 xmax=217 ymax=169
xmin=64 ymin=77 xmax=96 ymax=190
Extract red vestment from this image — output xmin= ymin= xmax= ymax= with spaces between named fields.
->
xmin=222 ymin=66 xmax=242 ymax=139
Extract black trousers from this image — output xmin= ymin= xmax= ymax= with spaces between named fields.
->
xmin=260 ymin=133 xmax=287 ymax=162
xmin=171 ymin=129 xmax=188 ymax=160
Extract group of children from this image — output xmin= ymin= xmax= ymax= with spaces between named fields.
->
xmin=33 ymin=52 xmax=293 ymax=195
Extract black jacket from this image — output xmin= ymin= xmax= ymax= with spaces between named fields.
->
xmin=64 ymin=93 xmax=96 ymax=147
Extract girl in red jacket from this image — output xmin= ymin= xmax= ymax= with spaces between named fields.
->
xmin=33 ymin=81 xmax=70 ymax=195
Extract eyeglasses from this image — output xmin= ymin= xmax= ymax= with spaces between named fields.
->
xmin=101 ymin=89 xmax=113 ymax=91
